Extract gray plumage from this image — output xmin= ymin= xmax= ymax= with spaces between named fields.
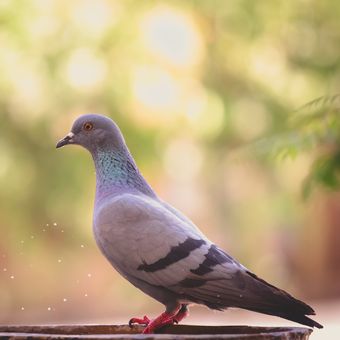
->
xmin=56 ymin=113 xmax=322 ymax=329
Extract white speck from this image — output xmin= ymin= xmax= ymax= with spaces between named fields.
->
xmin=76 ymin=280 xmax=80 ymax=284
xmin=30 ymin=235 xmax=34 ymax=239
xmin=80 ymin=244 xmax=84 ymax=248
xmin=42 ymin=229 xmax=46 ymax=232
xmin=46 ymin=223 xmax=49 ymax=227
xmin=20 ymin=240 xmax=25 ymax=244
xmin=10 ymin=275 xmax=14 ymax=279
xmin=3 ymin=268 xmax=7 ymax=272
xmin=57 ymin=259 xmax=62 ymax=263
xmin=239 ymin=294 xmax=243 ymax=298
xmin=47 ymin=307 xmax=51 ymax=311
xmin=63 ymin=298 xmax=67 ymax=302
xmin=21 ymin=307 xmax=25 ymax=311
xmin=61 ymin=230 xmax=64 ymax=233
xmin=87 ymin=273 xmax=92 ymax=278
xmin=84 ymin=293 xmax=88 ymax=297
xmin=216 ymin=294 xmax=221 ymax=298
xmin=53 ymin=223 xmax=57 ymax=226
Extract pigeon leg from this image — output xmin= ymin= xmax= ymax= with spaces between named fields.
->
xmin=142 ymin=304 xmax=181 ymax=334
xmin=173 ymin=304 xmax=189 ymax=324
xmin=129 ymin=304 xmax=188 ymax=332
xmin=128 ymin=315 xmax=150 ymax=326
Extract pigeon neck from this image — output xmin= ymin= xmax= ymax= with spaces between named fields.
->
xmin=92 ymin=147 xmax=156 ymax=203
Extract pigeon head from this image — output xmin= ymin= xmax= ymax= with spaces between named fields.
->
xmin=56 ymin=114 xmax=126 ymax=152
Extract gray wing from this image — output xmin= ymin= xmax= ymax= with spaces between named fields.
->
xmin=94 ymin=193 xmax=322 ymax=328
xmin=94 ymin=193 xmax=251 ymax=304
xmin=94 ymin=193 xmax=213 ymax=288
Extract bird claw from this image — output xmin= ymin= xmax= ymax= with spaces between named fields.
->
xmin=142 ymin=318 xmax=174 ymax=334
xmin=141 ymin=312 xmax=176 ymax=334
xmin=128 ymin=315 xmax=150 ymax=327
xmin=130 ymin=305 xmax=189 ymax=333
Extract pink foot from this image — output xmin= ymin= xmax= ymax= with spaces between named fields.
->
xmin=129 ymin=315 xmax=150 ymax=326
xmin=129 ymin=305 xmax=189 ymax=334
xmin=173 ymin=305 xmax=189 ymax=324
xmin=142 ymin=312 xmax=174 ymax=334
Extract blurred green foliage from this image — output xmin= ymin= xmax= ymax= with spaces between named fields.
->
xmin=246 ymin=95 xmax=340 ymax=197
xmin=0 ymin=0 xmax=340 ymax=324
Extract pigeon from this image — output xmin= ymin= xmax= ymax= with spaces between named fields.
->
xmin=56 ymin=114 xmax=322 ymax=333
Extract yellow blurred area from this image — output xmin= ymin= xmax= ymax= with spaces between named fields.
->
xmin=0 ymin=0 xmax=339 ymax=338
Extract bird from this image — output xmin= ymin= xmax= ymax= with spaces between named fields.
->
xmin=56 ymin=113 xmax=322 ymax=333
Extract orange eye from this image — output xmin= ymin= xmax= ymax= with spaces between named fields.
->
xmin=83 ymin=122 xmax=93 ymax=131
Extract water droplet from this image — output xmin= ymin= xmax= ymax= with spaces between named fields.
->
xmin=57 ymin=259 xmax=62 ymax=263
xmin=53 ymin=223 xmax=57 ymax=226
xmin=63 ymin=298 xmax=67 ymax=302
xmin=10 ymin=275 xmax=14 ymax=279
xmin=21 ymin=307 xmax=25 ymax=311
xmin=80 ymin=245 xmax=84 ymax=248
xmin=47 ymin=307 xmax=51 ymax=311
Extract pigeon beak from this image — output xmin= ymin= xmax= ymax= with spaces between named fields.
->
xmin=56 ymin=132 xmax=75 ymax=148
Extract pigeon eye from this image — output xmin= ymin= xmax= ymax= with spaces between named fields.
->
xmin=83 ymin=122 xmax=93 ymax=131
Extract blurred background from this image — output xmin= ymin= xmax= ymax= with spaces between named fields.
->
xmin=0 ymin=0 xmax=339 ymax=338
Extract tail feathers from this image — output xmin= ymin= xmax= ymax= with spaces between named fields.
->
xmin=179 ymin=268 xmax=323 ymax=329
xmin=277 ymin=312 xmax=323 ymax=329
xmin=244 ymin=271 xmax=323 ymax=329
xmin=245 ymin=305 xmax=323 ymax=329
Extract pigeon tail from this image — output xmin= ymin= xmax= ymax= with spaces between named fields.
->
xmin=241 ymin=271 xmax=323 ymax=329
